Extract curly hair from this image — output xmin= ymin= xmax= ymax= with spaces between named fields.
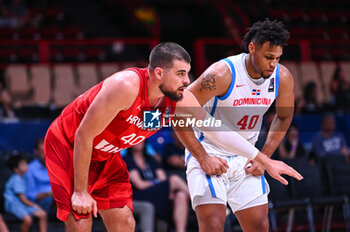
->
xmin=243 ymin=18 xmax=290 ymax=51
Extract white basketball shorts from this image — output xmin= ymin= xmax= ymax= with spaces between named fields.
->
xmin=186 ymin=153 xmax=270 ymax=213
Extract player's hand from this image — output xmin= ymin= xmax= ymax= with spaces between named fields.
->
xmin=199 ymin=155 xmax=229 ymax=175
xmin=71 ymin=191 xmax=98 ymax=217
xmin=265 ymin=159 xmax=303 ymax=185
xmin=244 ymin=159 xmax=265 ymax=176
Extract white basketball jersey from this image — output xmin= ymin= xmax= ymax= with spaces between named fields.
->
xmin=190 ymin=53 xmax=280 ymax=158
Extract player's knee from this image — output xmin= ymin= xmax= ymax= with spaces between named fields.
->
xmin=252 ymin=216 xmax=269 ymax=232
xmin=204 ymin=217 xmax=224 ymax=232
xmin=260 ymin=217 xmax=269 ymax=231
xmin=22 ymin=215 xmax=33 ymax=226
xmin=124 ymin=213 xmax=136 ymax=230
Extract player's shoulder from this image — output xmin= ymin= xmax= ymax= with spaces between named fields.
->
xmin=105 ymin=70 xmax=141 ymax=95
xmin=203 ymin=59 xmax=232 ymax=83
xmin=278 ymin=63 xmax=294 ymax=83
xmin=277 ymin=63 xmax=294 ymax=92
xmin=279 ymin=64 xmax=293 ymax=79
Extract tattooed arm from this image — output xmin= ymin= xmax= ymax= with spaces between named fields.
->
xmin=173 ymin=60 xmax=234 ymax=175
xmin=189 ymin=60 xmax=232 ymax=106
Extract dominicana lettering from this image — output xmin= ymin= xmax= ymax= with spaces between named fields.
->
xmin=233 ymin=98 xmax=271 ymax=106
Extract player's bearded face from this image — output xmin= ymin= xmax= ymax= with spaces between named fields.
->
xmin=159 ymin=83 xmax=188 ymax=101
xmin=158 ymin=60 xmax=191 ymax=101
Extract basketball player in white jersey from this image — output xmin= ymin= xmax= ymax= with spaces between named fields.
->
xmin=174 ymin=18 xmax=295 ymax=232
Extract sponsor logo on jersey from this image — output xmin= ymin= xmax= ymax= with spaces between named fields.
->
xmin=252 ymin=89 xmax=261 ymax=95
xmin=236 ymin=84 xmax=245 ymax=87
xmin=233 ymin=98 xmax=272 ymax=106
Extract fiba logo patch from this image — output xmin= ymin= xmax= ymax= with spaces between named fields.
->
xmin=143 ymin=109 xmax=161 ymax=129
xmin=268 ymin=78 xmax=275 ymax=92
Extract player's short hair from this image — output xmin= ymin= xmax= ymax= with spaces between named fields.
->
xmin=148 ymin=42 xmax=191 ymax=71
xmin=7 ymin=153 xmax=26 ymax=171
xmin=243 ymin=18 xmax=290 ymax=51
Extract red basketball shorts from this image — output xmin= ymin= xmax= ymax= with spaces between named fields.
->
xmin=44 ymin=120 xmax=133 ymax=222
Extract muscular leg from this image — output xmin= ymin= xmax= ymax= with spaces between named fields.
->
xmin=99 ymin=205 xmax=135 ymax=232
xmin=195 ymin=204 xmax=226 ymax=232
xmin=235 ymin=204 xmax=269 ymax=232
xmin=65 ymin=213 xmax=92 ymax=232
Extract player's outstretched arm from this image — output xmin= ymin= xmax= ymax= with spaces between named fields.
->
xmin=72 ymin=71 xmax=139 ymax=217
xmin=246 ymin=65 xmax=296 ymax=177
xmin=176 ymin=89 xmax=303 ymax=184
xmin=262 ymin=65 xmax=295 ymax=157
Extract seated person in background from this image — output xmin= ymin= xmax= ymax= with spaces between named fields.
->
xmin=133 ymin=200 xmax=155 ymax=232
xmin=296 ymin=82 xmax=321 ymax=114
xmin=277 ymin=123 xmax=306 ymax=160
xmin=0 ymin=82 xmax=16 ymax=119
xmin=4 ymin=154 xmax=47 ymax=232
xmin=330 ymin=65 xmax=350 ymax=112
xmin=123 ymin=141 xmax=190 ymax=232
xmin=25 ymin=138 xmax=55 ymax=216
xmin=162 ymin=129 xmax=186 ymax=180
xmin=312 ymin=113 xmax=349 ymax=162
xmin=2 ymin=0 xmax=33 ymax=29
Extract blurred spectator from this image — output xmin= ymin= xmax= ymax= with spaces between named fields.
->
xmin=133 ymin=200 xmax=155 ymax=232
xmin=25 ymin=138 xmax=55 ymax=216
xmin=311 ymin=113 xmax=349 ymax=162
xmin=0 ymin=2 xmax=15 ymax=28
xmin=297 ymin=82 xmax=321 ymax=114
xmin=0 ymin=83 xmax=16 ymax=120
xmin=162 ymin=130 xmax=186 ymax=180
xmin=121 ymin=141 xmax=162 ymax=162
xmin=124 ymin=141 xmax=190 ymax=232
xmin=4 ymin=153 xmax=47 ymax=232
xmin=330 ymin=65 xmax=350 ymax=112
xmin=0 ymin=213 xmax=9 ymax=232
xmin=1 ymin=0 xmax=39 ymax=29
xmin=277 ymin=123 xmax=306 ymax=160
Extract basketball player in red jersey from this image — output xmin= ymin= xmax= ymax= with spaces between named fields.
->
xmin=44 ymin=42 xmax=302 ymax=231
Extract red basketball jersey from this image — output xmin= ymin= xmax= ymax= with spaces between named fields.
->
xmin=56 ymin=67 xmax=176 ymax=161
